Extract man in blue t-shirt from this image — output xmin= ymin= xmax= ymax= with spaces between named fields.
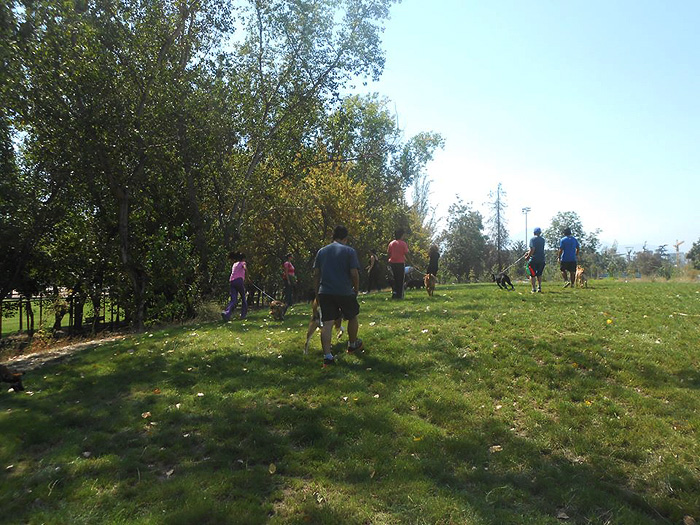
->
xmin=558 ymin=227 xmax=580 ymax=288
xmin=313 ymin=225 xmax=364 ymax=365
xmin=525 ymin=227 xmax=546 ymax=293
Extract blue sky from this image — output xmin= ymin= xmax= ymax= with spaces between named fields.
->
xmin=361 ymin=0 xmax=699 ymax=252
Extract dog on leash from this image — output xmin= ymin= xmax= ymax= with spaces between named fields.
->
xmin=269 ymin=300 xmax=286 ymax=320
xmin=575 ymin=265 xmax=588 ymax=288
xmin=0 ymin=364 xmax=24 ymax=392
xmin=405 ymin=279 xmax=424 ymax=290
xmin=304 ymin=298 xmax=344 ymax=354
xmin=424 ymin=273 xmax=436 ymax=296
xmin=491 ymin=272 xmax=515 ymax=290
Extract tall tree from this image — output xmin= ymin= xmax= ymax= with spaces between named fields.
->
xmin=438 ymin=199 xmax=487 ymax=282
xmin=544 ymin=211 xmax=601 ymax=272
xmin=485 ymin=183 xmax=509 ymax=271
xmin=220 ymin=0 xmax=397 ymax=243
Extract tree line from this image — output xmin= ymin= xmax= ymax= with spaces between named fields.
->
xmin=1 ymin=0 xmax=450 ymax=332
xmin=2 ymin=0 xmax=697 ymax=336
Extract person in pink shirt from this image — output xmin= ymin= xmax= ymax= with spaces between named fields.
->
xmin=221 ymin=252 xmax=248 ymax=321
xmin=387 ymin=229 xmax=409 ymax=299
xmin=282 ymin=253 xmax=296 ymax=312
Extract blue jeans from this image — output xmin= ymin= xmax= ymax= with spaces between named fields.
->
xmin=223 ymin=278 xmax=247 ymax=320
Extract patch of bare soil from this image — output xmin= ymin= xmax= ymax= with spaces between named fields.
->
xmin=1 ymin=335 xmax=128 ymax=372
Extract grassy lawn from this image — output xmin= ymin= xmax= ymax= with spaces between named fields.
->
xmin=1 ymin=281 xmax=698 ymax=524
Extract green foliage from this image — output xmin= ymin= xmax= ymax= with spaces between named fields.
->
xmin=2 ymin=281 xmax=699 ymax=523
xmin=3 ymin=0 xmax=412 ymax=329
xmin=686 ymin=239 xmax=700 ymax=270
xmin=438 ymin=199 xmax=487 ymax=281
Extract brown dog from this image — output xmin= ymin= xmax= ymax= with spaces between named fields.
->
xmin=424 ymin=273 xmax=436 ymax=296
xmin=304 ymin=298 xmax=344 ymax=354
xmin=269 ymin=300 xmax=286 ymax=320
xmin=0 ymin=364 xmax=24 ymax=391
xmin=575 ymin=265 xmax=588 ymax=288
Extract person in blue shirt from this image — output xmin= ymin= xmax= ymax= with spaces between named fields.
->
xmin=313 ymin=225 xmax=364 ymax=366
xmin=558 ymin=227 xmax=580 ymax=288
xmin=525 ymin=227 xmax=546 ymax=293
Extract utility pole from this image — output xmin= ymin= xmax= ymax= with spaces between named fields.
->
xmin=521 ymin=207 xmax=531 ymax=245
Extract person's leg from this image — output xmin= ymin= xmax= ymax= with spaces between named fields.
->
xmin=223 ymin=281 xmax=238 ymax=320
xmin=234 ymin=280 xmax=248 ymax=318
xmin=527 ymin=263 xmax=536 ymax=292
xmin=320 ymin=322 xmax=333 ymax=355
xmin=391 ymin=263 xmax=402 ymax=298
xmin=347 ymin=315 xmax=358 ymax=344
xmin=284 ymin=281 xmax=293 ymax=308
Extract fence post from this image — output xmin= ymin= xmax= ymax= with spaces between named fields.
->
xmin=19 ymin=297 xmax=23 ymax=334
xmin=0 ymin=299 xmax=3 ymax=339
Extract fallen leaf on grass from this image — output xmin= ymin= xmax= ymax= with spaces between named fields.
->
xmin=196 ymin=392 xmax=204 ymax=397
xmin=489 ymin=445 xmax=503 ymax=453
xmin=82 ymin=451 xmax=92 ymax=458
xmin=153 ymin=388 xmax=161 ymax=394
xmin=556 ymin=510 xmax=570 ymax=520
xmin=141 ymin=412 xmax=151 ymax=419
xmin=268 ymin=463 xmax=276 ymax=474
xmin=165 ymin=469 xmax=174 ymax=478
xmin=413 ymin=436 xmax=423 ymax=441
xmin=683 ymin=516 xmax=696 ymax=525
xmin=373 ymin=394 xmax=380 ymax=398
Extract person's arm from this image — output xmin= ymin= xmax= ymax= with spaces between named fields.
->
xmin=350 ymin=268 xmax=359 ymax=294
xmin=558 ymin=247 xmax=563 ymax=260
xmin=313 ymin=267 xmax=321 ymax=296
xmin=283 ymin=263 xmax=289 ymax=281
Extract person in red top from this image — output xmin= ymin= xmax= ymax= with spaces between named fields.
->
xmin=282 ymin=253 xmax=296 ymax=312
xmin=387 ymin=229 xmax=409 ymax=299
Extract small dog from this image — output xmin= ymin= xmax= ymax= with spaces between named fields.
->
xmin=269 ymin=300 xmax=286 ymax=321
xmin=424 ymin=273 xmax=436 ymax=296
xmin=405 ymin=279 xmax=424 ymax=290
xmin=0 ymin=364 xmax=24 ymax=392
xmin=575 ymin=265 xmax=588 ymax=288
xmin=492 ymin=272 xmax=515 ymax=290
xmin=304 ymin=298 xmax=344 ymax=354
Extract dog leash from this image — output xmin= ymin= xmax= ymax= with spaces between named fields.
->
xmin=250 ymin=282 xmax=277 ymax=302
xmin=501 ymin=254 xmax=527 ymax=273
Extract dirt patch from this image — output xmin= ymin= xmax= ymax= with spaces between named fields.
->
xmin=1 ymin=335 xmax=127 ymax=372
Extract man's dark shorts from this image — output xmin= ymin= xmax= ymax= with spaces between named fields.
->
xmin=560 ymin=261 xmax=577 ymax=273
xmin=527 ymin=261 xmax=545 ymax=277
xmin=318 ymin=294 xmax=360 ymax=323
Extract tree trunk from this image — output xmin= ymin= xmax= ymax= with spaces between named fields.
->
xmin=115 ymin=186 xmax=147 ymax=331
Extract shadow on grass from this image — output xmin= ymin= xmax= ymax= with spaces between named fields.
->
xmin=0 ymin=306 xmax=692 ymax=524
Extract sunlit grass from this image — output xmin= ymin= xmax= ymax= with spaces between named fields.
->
xmin=1 ymin=281 xmax=698 ymax=524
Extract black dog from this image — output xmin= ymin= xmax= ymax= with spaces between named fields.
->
xmin=491 ymin=272 xmax=514 ymax=290
xmin=0 ymin=364 xmax=24 ymax=391
xmin=405 ymin=279 xmax=424 ymax=290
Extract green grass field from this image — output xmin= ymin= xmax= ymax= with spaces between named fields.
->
xmin=1 ymin=281 xmax=698 ymax=524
